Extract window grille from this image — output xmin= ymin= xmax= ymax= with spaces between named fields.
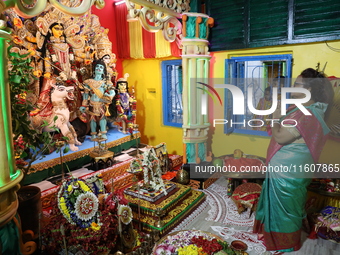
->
xmin=162 ymin=60 xmax=183 ymax=127
xmin=225 ymin=54 xmax=292 ymax=136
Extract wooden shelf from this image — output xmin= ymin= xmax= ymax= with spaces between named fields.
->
xmin=308 ymin=187 xmax=340 ymax=197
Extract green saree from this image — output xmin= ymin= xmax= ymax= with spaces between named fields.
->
xmin=253 ymin=103 xmax=330 ymax=252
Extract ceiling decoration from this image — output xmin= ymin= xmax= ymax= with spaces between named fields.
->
xmin=1 ymin=0 xmax=104 ymax=18
xmin=125 ymin=0 xmax=188 ymax=45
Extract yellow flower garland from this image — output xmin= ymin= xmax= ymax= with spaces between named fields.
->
xmin=59 ymin=197 xmax=71 ymax=221
xmin=58 ymin=178 xmax=100 ymax=228
xmin=177 ymin=244 xmax=203 ymax=255
xmin=79 ymin=180 xmax=91 ymax=192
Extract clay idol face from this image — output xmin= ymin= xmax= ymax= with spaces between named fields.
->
xmin=51 ymin=24 xmax=64 ymax=38
xmin=95 ymin=64 xmax=105 ymax=75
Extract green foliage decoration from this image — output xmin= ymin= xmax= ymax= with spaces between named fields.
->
xmin=8 ymin=46 xmax=58 ymax=178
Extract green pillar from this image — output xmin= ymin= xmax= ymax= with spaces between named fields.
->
xmin=181 ymin=13 xmax=214 ymax=164
xmin=0 ymin=28 xmax=24 ymax=254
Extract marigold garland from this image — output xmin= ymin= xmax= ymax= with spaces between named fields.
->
xmin=57 ymin=178 xmax=100 ymax=228
xmin=43 ymin=186 xmax=119 ymax=254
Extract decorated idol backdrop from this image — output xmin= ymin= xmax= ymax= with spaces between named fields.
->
xmin=0 ymin=1 xmax=141 ymax=253
xmin=4 ymin=1 xmax=139 ymax=154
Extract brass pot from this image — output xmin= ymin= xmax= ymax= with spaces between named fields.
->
xmin=176 ymin=168 xmax=190 ymax=185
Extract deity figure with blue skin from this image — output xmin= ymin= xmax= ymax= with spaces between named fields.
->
xmin=80 ymin=59 xmax=115 ymax=140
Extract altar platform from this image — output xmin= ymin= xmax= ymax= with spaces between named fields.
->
xmin=24 ymin=126 xmax=141 ymax=185
xmin=34 ymin=153 xmax=184 ymax=212
xmin=124 ymin=182 xmax=206 ymax=237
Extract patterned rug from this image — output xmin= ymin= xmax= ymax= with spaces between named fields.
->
xmin=205 ymin=182 xmax=255 ymax=227
xmin=211 ymin=226 xmax=284 ymax=255
xmin=205 ymin=182 xmax=283 ymax=255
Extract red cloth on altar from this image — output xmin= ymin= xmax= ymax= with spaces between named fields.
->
xmin=231 ymin=183 xmax=262 ymax=214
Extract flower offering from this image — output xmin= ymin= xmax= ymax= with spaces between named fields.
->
xmin=153 ymin=230 xmax=236 ymax=255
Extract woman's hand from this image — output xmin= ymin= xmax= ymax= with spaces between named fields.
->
xmin=272 ymin=101 xmax=282 ymax=119
xmin=272 ymin=107 xmax=281 ymax=119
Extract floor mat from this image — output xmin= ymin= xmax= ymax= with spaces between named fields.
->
xmin=211 ymin=226 xmax=285 ymax=255
xmin=206 ymin=181 xmax=284 ymax=255
xmin=205 ymin=182 xmax=255 ymax=227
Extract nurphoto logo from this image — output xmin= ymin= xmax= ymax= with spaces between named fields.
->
xmin=196 ymin=79 xmax=311 ymax=128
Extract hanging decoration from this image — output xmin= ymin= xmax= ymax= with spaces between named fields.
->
xmin=118 ymin=204 xmax=133 ymax=225
xmin=116 ymin=1 xmax=182 ymax=59
xmin=57 ymin=178 xmax=101 ymax=228
xmin=0 ymin=0 xmax=105 ymax=19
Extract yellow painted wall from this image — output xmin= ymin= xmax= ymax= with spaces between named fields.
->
xmin=124 ymin=40 xmax=340 ymax=163
xmin=210 ymin=40 xmax=340 ymax=163
xmin=122 ymin=57 xmax=183 ymax=155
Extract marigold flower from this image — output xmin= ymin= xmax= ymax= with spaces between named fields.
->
xmin=90 ymin=222 xmax=101 ymax=231
xmin=28 ymin=48 xmax=36 ymax=56
xmin=33 ymin=70 xmax=42 ymax=77
xmin=84 ymin=59 xmax=92 ymax=65
xmin=59 ymin=197 xmax=71 ymax=219
xmin=13 ymin=35 xmax=23 ymax=45
xmin=79 ymin=180 xmax=90 ymax=192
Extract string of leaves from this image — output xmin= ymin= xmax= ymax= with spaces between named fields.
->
xmin=8 ymin=45 xmax=58 ymax=179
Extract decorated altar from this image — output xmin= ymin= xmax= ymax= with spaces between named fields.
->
xmin=39 ymin=153 xmax=183 ymax=211
xmin=2 ymin=0 xmax=142 ymax=188
xmin=125 ymin=181 xmax=206 ymax=236
xmin=38 ymin=149 xmax=187 ymax=254
xmin=24 ymin=128 xmax=140 ymax=185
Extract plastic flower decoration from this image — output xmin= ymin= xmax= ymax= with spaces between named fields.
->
xmin=13 ymin=134 xmax=26 ymax=158
xmin=118 ymin=204 xmax=133 ymax=225
xmin=15 ymin=92 xmax=27 ymax=104
xmin=57 ymin=179 xmax=101 ymax=228
xmin=74 ymin=192 xmax=99 ymax=221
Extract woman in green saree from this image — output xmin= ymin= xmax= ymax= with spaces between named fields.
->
xmin=253 ymin=68 xmax=334 ymax=252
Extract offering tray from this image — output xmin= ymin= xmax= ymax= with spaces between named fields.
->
xmin=152 ymin=230 xmax=237 ymax=255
